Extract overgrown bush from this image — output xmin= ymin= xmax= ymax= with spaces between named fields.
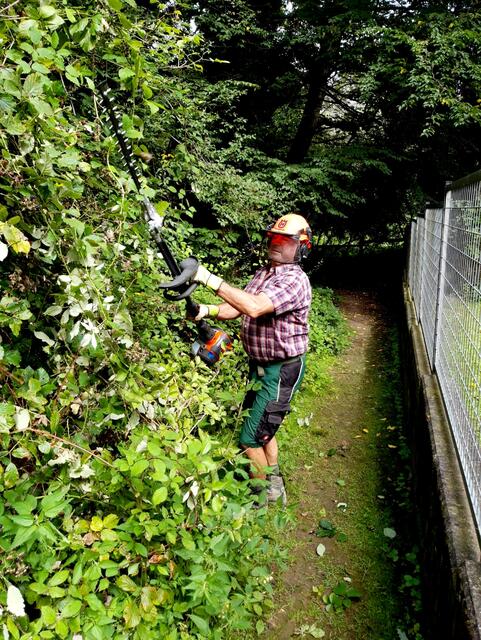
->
xmin=0 ymin=1 xmax=350 ymax=637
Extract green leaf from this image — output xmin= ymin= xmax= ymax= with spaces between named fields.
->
xmin=41 ymin=605 xmax=57 ymax=626
xmin=13 ymin=494 xmax=37 ymax=514
xmin=38 ymin=5 xmax=56 ymax=18
xmin=189 ymin=614 xmax=210 ymax=635
xmin=10 ymin=524 xmax=36 ymax=549
xmin=383 ymin=527 xmax=396 ymax=539
xmin=123 ymin=600 xmax=141 ymax=628
xmin=119 ymin=67 xmax=135 ymax=81
xmin=34 ymin=331 xmax=55 ymax=346
xmin=103 ymin=514 xmax=119 ymax=529
xmin=23 ymin=72 xmax=44 ymax=96
xmin=61 ymin=598 xmax=81 ymax=618
xmin=40 ymin=486 xmax=69 ymax=518
xmin=6 ymin=616 xmax=20 ymax=639
xmin=55 ymin=619 xmax=69 ymax=638
xmin=130 ymin=459 xmax=149 ymax=477
xmin=9 ymin=514 xmax=34 ymax=527
xmin=29 ymin=97 xmax=54 ymax=116
xmin=316 ymin=519 xmax=336 ymax=538
xmin=48 ymin=569 xmax=70 ymax=586
xmin=4 ymin=462 xmax=19 ymax=488
xmin=211 ymin=495 xmax=223 ymax=513
xmin=152 ymin=486 xmax=168 ymax=505
xmin=2 ymin=116 xmax=25 ymax=134
xmin=45 ymin=305 xmax=63 ymax=316
xmin=48 ymin=586 xmax=66 ymax=598
xmin=333 ymin=583 xmax=347 ymax=596
xmin=72 ymin=562 xmax=83 ymax=585
xmin=116 ymin=575 xmax=137 ymax=593
xmin=100 ymin=528 xmax=118 ymax=542
xmin=85 ymin=593 xmax=104 ymax=612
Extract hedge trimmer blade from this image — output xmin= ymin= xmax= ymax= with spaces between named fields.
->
xmin=95 ymin=85 xmax=232 ymax=365
xmin=98 ymin=87 xmax=164 ymax=230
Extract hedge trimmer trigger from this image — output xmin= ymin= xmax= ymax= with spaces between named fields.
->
xmin=97 ymin=86 xmax=232 ymax=365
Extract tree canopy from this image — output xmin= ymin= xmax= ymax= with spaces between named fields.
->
xmin=185 ymin=0 xmax=481 ymax=245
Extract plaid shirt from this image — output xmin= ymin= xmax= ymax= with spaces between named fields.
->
xmin=241 ymin=263 xmax=312 ymax=363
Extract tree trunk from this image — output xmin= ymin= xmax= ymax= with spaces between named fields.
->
xmin=287 ymin=66 xmax=329 ymax=164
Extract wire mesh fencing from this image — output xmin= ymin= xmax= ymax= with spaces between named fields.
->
xmin=407 ymin=171 xmax=481 ymax=535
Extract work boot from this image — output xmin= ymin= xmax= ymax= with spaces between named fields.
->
xmin=267 ymin=474 xmax=287 ymax=507
xmin=249 ymin=481 xmax=268 ymax=510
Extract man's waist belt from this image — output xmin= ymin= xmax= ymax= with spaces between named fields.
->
xmin=250 ymin=354 xmax=305 ymax=377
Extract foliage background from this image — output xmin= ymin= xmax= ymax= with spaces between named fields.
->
xmin=0 ymin=0 xmax=479 ymax=637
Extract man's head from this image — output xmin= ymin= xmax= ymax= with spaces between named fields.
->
xmin=266 ymin=214 xmax=312 ymax=265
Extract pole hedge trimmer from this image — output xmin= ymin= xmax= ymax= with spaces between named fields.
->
xmin=98 ymin=87 xmax=232 ymax=365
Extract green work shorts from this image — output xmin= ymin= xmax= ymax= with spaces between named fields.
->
xmin=239 ymin=354 xmax=306 ymax=449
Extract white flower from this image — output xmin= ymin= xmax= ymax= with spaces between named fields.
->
xmin=6 ymin=584 xmax=25 ymax=617
xmin=191 ymin=481 xmax=199 ymax=498
xmin=14 ymin=408 xmax=30 ymax=431
xmin=136 ymin=438 xmax=147 ymax=453
xmin=0 ymin=242 xmax=9 ymax=262
xmin=48 ymin=446 xmax=78 ymax=467
xmin=69 ymin=463 xmax=95 ymax=479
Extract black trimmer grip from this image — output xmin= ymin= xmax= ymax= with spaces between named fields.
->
xmin=163 ymin=282 xmax=198 ymax=301
xmin=158 ymin=257 xmax=199 ymax=290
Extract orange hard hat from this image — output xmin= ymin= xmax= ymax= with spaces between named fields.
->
xmin=268 ymin=214 xmax=312 ymax=246
xmin=267 ymin=213 xmax=312 ymax=261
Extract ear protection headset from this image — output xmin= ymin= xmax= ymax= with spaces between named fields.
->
xmin=298 ymin=226 xmax=313 ymax=261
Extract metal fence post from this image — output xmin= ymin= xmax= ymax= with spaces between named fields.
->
xmin=418 ymin=214 xmax=428 ymax=325
xmin=432 ymin=185 xmax=452 ymax=372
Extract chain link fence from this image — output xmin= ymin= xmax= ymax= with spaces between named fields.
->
xmin=407 ymin=170 xmax=481 ymax=535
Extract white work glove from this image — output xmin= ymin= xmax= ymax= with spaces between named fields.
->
xmin=193 ymin=264 xmax=223 ymax=292
xmin=192 ymin=304 xmax=220 ymax=322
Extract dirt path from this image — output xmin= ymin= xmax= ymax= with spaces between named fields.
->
xmin=262 ymin=289 xmax=403 ymax=640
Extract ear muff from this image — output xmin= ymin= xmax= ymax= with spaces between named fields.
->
xmin=298 ymin=225 xmax=313 ymax=261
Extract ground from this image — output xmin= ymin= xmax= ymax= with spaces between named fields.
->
xmin=256 ymin=289 xmax=414 ymax=640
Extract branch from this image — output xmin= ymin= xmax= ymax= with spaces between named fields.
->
xmin=0 ymin=0 xmax=20 ymax=16
xmin=0 ymin=363 xmax=24 ymax=385
xmin=23 ymin=427 xmax=115 ymax=468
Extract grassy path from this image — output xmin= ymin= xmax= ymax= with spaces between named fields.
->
xmin=258 ymin=290 xmax=415 ymax=640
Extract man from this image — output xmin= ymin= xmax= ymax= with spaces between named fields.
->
xmin=191 ymin=214 xmax=312 ymax=506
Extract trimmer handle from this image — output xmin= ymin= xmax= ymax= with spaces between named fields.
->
xmin=163 ymin=283 xmax=198 ymax=301
xmin=159 ymin=257 xmax=199 ymax=300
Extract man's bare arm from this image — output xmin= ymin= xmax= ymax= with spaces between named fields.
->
xmin=217 ymin=282 xmax=274 ymax=318
xmin=217 ymin=302 xmax=242 ymax=320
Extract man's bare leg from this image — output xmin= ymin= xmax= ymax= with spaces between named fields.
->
xmin=264 ymin=436 xmax=278 ymax=468
xmin=244 ymin=446 xmax=269 ymax=479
